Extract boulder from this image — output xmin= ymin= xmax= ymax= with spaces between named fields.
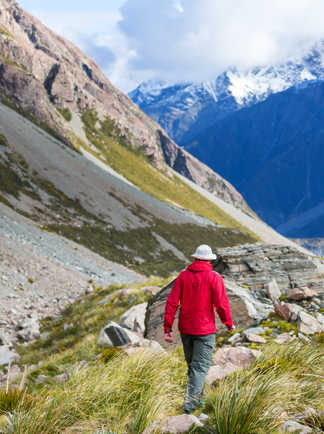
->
xmin=53 ymin=372 xmax=69 ymax=383
xmin=125 ymin=339 xmax=166 ymax=355
xmin=297 ymin=311 xmax=322 ymax=335
xmin=275 ymin=302 xmax=305 ymax=322
xmin=97 ymin=321 xmax=141 ymax=347
xmin=242 ymin=327 xmax=265 ymax=336
xmin=206 ymin=364 xmax=241 ymax=384
xmin=206 ymin=346 xmax=261 ymax=384
xmin=119 ymin=303 xmax=148 ymax=334
xmin=0 ymin=346 xmax=19 ymax=366
xmin=160 ymin=414 xmax=203 ymax=433
xmin=213 ymin=346 xmax=261 ymax=368
xmin=265 ymin=279 xmax=281 ymax=303
xmin=286 ymin=303 xmax=305 ymax=322
xmin=286 ymin=287 xmax=317 ymax=301
xmin=35 ymin=374 xmax=50 ymax=384
xmin=274 ymin=333 xmax=296 ymax=345
xmin=228 ymin=333 xmax=242 ymax=344
xmin=244 ymin=333 xmax=266 ymax=344
xmin=280 ymin=420 xmax=312 ymax=433
xmin=274 ymin=302 xmax=291 ymax=321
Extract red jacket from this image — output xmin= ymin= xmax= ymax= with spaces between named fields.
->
xmin=164 ymin=260 xmax=233 ymax=335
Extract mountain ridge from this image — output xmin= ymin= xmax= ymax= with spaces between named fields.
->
xmin=0 ymin=0 xmax=250 ymax=213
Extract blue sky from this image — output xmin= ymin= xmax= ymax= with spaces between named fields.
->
xmin=18 ymin=1 xmax=324 ymax=92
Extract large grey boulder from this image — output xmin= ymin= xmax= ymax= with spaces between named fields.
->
xmin=97 ymin=321 xmax=141 ymax=347
xmin=0 ymin=346 xmax=19 ymax=366
xmin=119 ymin=303 xmax=148 ymax=334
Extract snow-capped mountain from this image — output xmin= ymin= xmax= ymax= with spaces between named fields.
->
xmin=130 ymin=41 xmax=324 ymax=239
xmin=130 ymin=40 xmax=324 ymax=146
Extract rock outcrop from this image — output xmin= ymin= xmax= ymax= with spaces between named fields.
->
xmin=213 ymin=243 xmax=324 ymax=294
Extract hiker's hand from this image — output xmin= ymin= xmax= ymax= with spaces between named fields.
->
xmin=164 ymin=332 xmax=173 ymax=343
xmin=227 ymin=325 xmax=235 ymax=331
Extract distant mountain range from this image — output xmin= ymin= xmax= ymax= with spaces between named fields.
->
xmin=130 ymin=42 xmax=324 ymax=237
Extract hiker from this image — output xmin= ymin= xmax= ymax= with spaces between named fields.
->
xmin=164 ymin=244 xmax=234 ymax=414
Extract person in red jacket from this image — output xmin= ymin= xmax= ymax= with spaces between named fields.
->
xmin=164 ymin=244 xmax=234 ymax=414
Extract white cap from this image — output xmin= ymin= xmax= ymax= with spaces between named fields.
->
xmin=191 ymin=244 xmax=216 ymax=261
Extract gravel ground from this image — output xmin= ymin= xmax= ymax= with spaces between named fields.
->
xmin=0 ymin=205 xmax=142 ymax=345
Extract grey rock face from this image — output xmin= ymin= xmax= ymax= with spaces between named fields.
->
xmin=119 ymin=303 xmax=148 ymax=334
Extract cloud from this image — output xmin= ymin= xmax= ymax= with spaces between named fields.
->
xmin=22 ymin=1 xmax=324 ymax=91
xmin=118 ymin=0 xmax=324 ymax=84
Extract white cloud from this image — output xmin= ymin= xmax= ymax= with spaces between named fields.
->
xmin=23 ymin=1 xmax=324 ymax=91
xmin=117 ymin=0 xmax=324 ymax=84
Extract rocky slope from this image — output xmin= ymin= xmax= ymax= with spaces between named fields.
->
xmin=0 ymin=0 xmax=249 ymax=212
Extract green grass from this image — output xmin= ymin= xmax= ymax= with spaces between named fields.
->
xmin=81 ymin=109 xmax=259 ymax=237
xmin=16 ymin=282 xmax=160 ymax=367
xmin=43 ymin=218 xmax=255 ymax=277
xmin=57 ymin=107 xmax=72 ymax=122
xmin=197 ymin=342 xmax=324 ymax=434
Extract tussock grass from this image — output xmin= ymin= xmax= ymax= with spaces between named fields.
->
xmin=9 ymin=350 xmax=187 ymax=434
xmin=199 ymin=342 xmax=324 ymax=434
xmin=0 ymin=389 xmax=33 ymax=415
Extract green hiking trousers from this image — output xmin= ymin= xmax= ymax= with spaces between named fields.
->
xmin=181 ymin=333 xmax=216 ymax=413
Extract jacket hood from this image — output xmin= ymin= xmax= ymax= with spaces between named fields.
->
xmin=187 ymin=260 xmax=213 ymax=273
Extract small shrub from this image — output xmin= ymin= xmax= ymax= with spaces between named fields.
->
xmin=279 ymin=293 xmax=287 ymax=301
xmin=28 ymin=278 xmax=34 ymax=284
